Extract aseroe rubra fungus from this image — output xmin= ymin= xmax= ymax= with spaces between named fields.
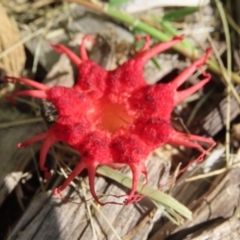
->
xmin=5 ymin=34 xmax=216 ymax=205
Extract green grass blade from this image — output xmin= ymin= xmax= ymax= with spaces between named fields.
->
xmin=109 ymin=0 xmax=130 ymax=7
xmin=162 ymin=7 xmax=198 ymax=21
xmin=97 ymin=166 xmax=192 ymax=221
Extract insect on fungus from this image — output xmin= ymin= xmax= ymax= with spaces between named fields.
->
xmin=5 ymin=34 xmax=216 ymax=205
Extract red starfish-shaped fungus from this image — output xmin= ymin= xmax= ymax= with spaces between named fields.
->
xmin=5 ymin=34 xmax=216 ymax=205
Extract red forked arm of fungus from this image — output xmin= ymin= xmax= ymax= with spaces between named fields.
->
xmin=171 ymin=48 xmax=213 ymax=104
xmin=136 ymin=35 xmax=184 ymax=65
xmin=4 ymin=76 xmax=49 ymax=99
xmin=18 ymin=130 xmax=59 ymax=180
xmin=51 ymin=34 xmax=95 ymax=66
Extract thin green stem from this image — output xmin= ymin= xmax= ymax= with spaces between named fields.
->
xmin=215 ymin=0 xmax=232 ymax=166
